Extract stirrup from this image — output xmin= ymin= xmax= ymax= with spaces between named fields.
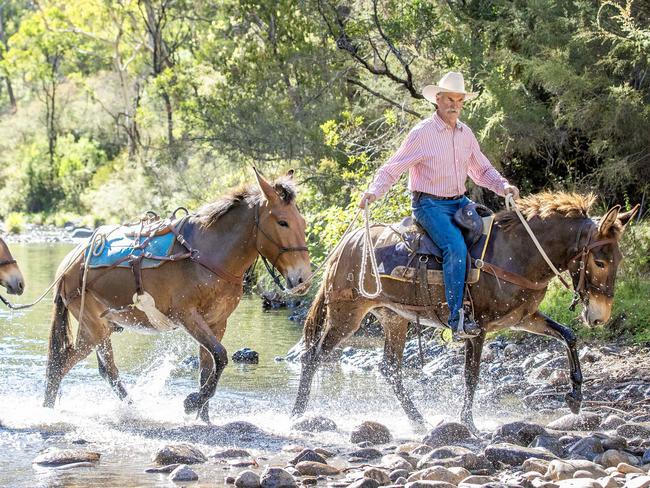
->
xmin=449 ymin=309 xmax=481 ymax=340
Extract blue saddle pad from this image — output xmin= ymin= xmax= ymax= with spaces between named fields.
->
xmin=84 ymin=224 xmax=177 ymax=269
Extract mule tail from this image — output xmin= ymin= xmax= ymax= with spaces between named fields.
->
xmin=303 ymin=281 xmax=327 ymax=351
xmin=44 ymin=283 xmax=72 ymax=407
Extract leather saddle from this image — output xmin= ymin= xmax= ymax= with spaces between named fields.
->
xmin=375 ymin=203 xmax=495 ymax=285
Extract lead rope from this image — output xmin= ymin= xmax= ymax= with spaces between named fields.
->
xmin=281 ymin=207 xmax=363 ymax=297
xmin=358 ymin=205 xmax=382 ymax=299
xmin=506 ymin=194 xmax=572 ymax=290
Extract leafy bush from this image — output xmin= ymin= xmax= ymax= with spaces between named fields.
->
xmin=5 ymin=212 xmax=25 ymax=234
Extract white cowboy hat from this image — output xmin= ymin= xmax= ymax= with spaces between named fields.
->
xmin=422 ymin=71 xmax=478 ymax=102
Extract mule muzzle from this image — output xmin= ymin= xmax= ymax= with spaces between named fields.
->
xmin=2 ymin=274 xmax=25 ymax=295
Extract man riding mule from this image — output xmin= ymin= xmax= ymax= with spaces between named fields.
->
xmin=296 ymin=194 xmax=638 ymax=428
xmin=360 ymin=71 xmax=519 ymax=340
xmin=0 ymin=236 xmax=24 ymax=300
xmin=44 ymin=169 xmax=311 ymax=422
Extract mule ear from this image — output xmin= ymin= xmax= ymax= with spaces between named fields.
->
xmin=617 ymin=204 xmax=640 ymax=229
xmin=598 ymin=205 xmax=620 ymax=235
xmin=253 ymin=166 xmax=279 ymax=203
xmin=286 ymin=169 xmax=294 ymax=178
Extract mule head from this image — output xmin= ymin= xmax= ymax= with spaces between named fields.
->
xmin=253 ymin=168 xmax=311 ymax=291
xmin=0 ymin=237 xmax=24 ymax=295
xmin=572 ymin=204 xmax=639 ymax=326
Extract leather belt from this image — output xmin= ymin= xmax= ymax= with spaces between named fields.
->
xmin=412 ymin=191 xmax=464 ymax=201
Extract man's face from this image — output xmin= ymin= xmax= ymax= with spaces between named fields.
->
xmin=436 ymin=92 xmax=465 ymax=125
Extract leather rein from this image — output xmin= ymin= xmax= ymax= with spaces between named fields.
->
xmin=477 ymin=220 xmax=617 ymax=309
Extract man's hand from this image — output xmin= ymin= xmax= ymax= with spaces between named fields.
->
xmin=503 ymin=184 xmax=520 ymax=201
xmin=359 ymin=192 xmax=377 ymax=209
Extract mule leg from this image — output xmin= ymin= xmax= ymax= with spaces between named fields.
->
xmin=460 ymin=329 xmax=487 ymax=433
xmin=181 ymin=310 xmax=228 ymax=419
xmin=517 ymin=311 xmax=583 ymax=413
xmin=96 ymin=338 xmax=129 ymax=401
xmin=375 ymin=309 xmax=425 ymax=425
xmin=45 ymin=294 xmax=109 ymax=407
xmin=291 ymin=301 xmax=371 ymax=417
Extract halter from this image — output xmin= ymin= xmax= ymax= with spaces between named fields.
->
xmin=0 ymin=259 xmax=16 ymax=267
xmin=567 ymin=222 xmax=618 ymax=310
xmin=253 ymin=204 xmax=308 ymax=291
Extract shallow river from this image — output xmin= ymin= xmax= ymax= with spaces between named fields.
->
xmin=0 ymin=243 xmax=528 ymax=488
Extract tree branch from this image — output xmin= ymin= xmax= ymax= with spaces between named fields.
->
xmin=347 ymin=78 xmax=422 ymax=118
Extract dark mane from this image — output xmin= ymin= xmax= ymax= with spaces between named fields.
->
xmin=195 ymin=176 xmax=297 ymax=228
xmin=496 ymin=192 xmax=598 ymax=232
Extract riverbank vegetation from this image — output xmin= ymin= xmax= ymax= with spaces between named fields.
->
xmin=0 ymin=0 xmax=648 ymax=341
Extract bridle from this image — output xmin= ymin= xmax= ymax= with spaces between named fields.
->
xmin=253 ymin=204 xmax=308 ymax=291
xmin=0 ymin=259 xmax=16 ymax=267
xmin=567 ymin=222 xmax=618 ymax=310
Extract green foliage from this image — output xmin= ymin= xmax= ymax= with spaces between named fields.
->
xmin=4 ymin=212 xmax=25 ymax=233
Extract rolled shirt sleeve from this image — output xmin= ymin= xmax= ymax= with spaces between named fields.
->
xmin=467 ymin=132 xmax=509 ymax=196
xmin=367 ymin=126 xmax=423 ymax=199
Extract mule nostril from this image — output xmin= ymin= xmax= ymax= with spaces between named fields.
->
xmin=298 ymin=277 xmax=303 ymax=284
xmin=593 ymin=319 xmax=602 ymax=326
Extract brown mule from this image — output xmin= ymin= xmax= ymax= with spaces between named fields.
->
xmin=0 ymin=236 xmax=25 ymax=298
xmin=44 ymin=169 xmax=311 ymax=422
xmin=292 ymin=192 xmax=639 ymax=431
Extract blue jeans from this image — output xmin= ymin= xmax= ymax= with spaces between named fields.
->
xmin=412 ymin=194 xmax=471 ymax=324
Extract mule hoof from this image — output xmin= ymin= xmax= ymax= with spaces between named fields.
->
xmin=565 ymin=391 xmax=582 ymax=414
xmin=184 ymin=392 xmax=202 ymax=414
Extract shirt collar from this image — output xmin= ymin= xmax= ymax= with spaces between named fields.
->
xmin=433 ymin=112 xmax=464 ymax=131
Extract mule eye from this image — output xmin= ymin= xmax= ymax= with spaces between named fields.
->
xmin=595 ymin=260 xmax=606 ymax=269
xmin=278 ymin=220 xmax=289 ymax=228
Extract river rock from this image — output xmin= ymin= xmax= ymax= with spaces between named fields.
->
xmin=458 ymin=474 xmax=497 ymax=486
xmin=422 ymin=422 xmax=472 ymax=448
xmin=232 ymin=347 xmax=259 ymax=363
xmin=523 ymin=458 xmax=552 ymax=474
xmin=145 ymin=464 xmax=181 ymax=473
xmin=600 ymin=415 xmax=627 ymax=431
xmin=349 ymin=448 xmax=383 ymax=460
xmin=168 ymin=464 xmax=199 ymax=482
xmin=405 ymin=482 xmax=456 ymax=488
xmin=626 ymin=476 xmax=650 ymax=488
xmin=382 ymin=453 xmax=415 ymax=471
xmin=390 ymin=469 xmax=410 ymax=482
xmin=32 ymin=449 xmax=100 ymax=467
xmin=347 ymin=478 xmax=380 ymax=488
xmin=616 ymin=423 xmax=650 ymax=439
xmin=314 ymin=448 xmax=335 ymax=458
xmin=153 ymin=443 xmax=207 ymax=465
xmin=407 ymin=466 xmax=460 ymax=484
xmin=555 ymin=479 xmax=600 ymax=488
xmin=351 ymin=421 xmax=392 ymax=445
xmin=289 ymin=449 xmax=326 ymax=465
xmin=566 ymin=436 xmax=604 ymax=461
xmin=222 ymin=421 xmax=265 ymax=436
xmin=364 ymin=467 xmax=391 ymax=485
xmin=494 ymin=422 xmax=549 ymax=446
xmin=643 ymin=449 xmax=650 ymax=464
xmin=213 ymin=448 xmax=252 ymax=459
xmin=545 ymin=460 xmax=608 ymax=481
xmin=484 ymin=443 xmax=557 ymax=466
xmin=600 ymin=435 xmax=628 ymax=451
xmin=295 ymin=461 xmax=340 ymax=476
xmin=260 ymin=467 xmax=297 ymax=488
xmin=596 ymin=449 xmax=638 ymax=468
xmin=417 ymin=446 xmax=478 ymax=470
xmin=547 ymin=414 xmax=602 ymax=431
xmin=530 ymin=435 xmax=565 ymax=457
xmin=599 ymin=475 xmax=619 ymax=488
xmin=616 ymin=462 xmax=644 ymax=474
xmin=291 ymin=415 xmax=337 ymax=432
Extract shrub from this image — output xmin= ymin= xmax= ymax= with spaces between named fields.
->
xmin=5 ymin=212 xmax=25 ymax=234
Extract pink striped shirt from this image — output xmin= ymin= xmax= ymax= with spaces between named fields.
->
xmin=368 ymin=112 xmax=509 ymax=199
